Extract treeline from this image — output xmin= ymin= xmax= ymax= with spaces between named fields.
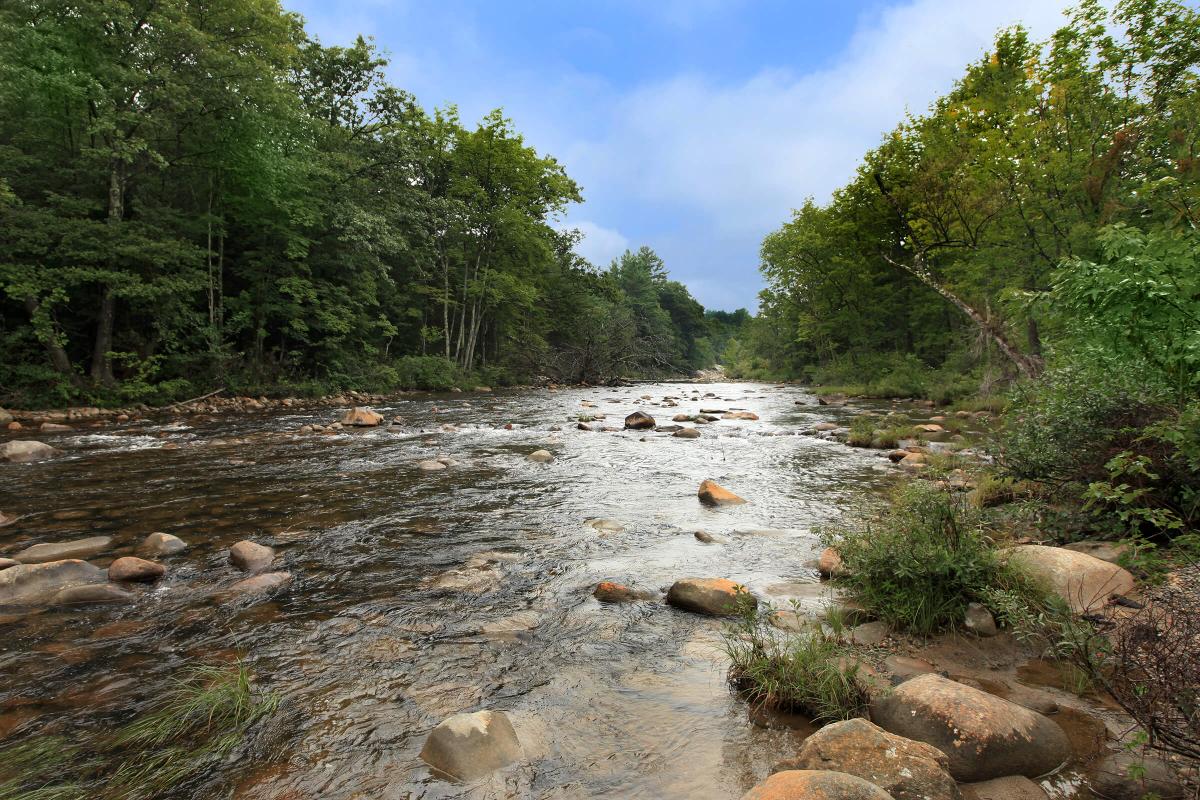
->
xmin=736 ymin=0 xmax=1199 ymax=402
xmin=0 ymin=1 xmax=743 ymax=406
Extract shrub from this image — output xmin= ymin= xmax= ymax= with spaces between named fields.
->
xmin=722 ymin=595 xmax=870 ymax=723
xmin=847 ymin=414 xmax=876 ymax=447
xmin=822 ymin=483 xmax=1031 ymax=636
xmin=393 ymin=355 xmax=460 ymax=391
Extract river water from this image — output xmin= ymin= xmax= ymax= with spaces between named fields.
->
xmin=2 ymin=382 xmax=903 ymax=798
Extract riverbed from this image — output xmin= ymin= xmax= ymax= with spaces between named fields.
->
xmin=1 ymin=382 xmax=913 ymax=798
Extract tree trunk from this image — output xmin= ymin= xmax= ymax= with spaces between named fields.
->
xmin=24 ymin=296 xmax=82 ymax=387
xmin=92 ymin=159 xmax=123 ymax=386
xmin=883 ymin=253 xmax=1043 ymax=379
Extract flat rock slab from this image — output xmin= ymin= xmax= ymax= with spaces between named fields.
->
xmin=216 ymin=571 xmax=292 ymax=603
xmin=420 ymin=709 xmax=522 ymax=782
xmin=15 ymin=536 xmax=113 ymax=564
xmin=53 ymin=583 xmax=133 ymax=605
xmin=871 ymin=673 xmax=1070 ymax=782
xmin=0 ymin=559 xmax=106 ymax=605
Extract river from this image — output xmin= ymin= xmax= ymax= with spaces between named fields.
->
xmin=2 ymin=382 xmax=906 ymax=798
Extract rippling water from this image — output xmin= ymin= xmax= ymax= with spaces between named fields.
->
xmin=2 ymin=382 xmax=903 ymax=799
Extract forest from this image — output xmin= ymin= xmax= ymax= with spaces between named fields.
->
xmin=733 ymin=0 xmax=1199 ymax=409
xmin=0 ymin=1 xmax=746 ymax=407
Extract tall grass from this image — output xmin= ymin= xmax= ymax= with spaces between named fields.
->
xmin=722 ymin=594 xmax=870 ymax=723
xmin=0 ymin=663 xmax=278 ymax=800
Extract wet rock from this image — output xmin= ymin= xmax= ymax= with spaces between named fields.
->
xmin=850 ymin=621 xmax=890 ymax=646
xmin=40 ymin=422 xmax=73 ymax=432
xmin=673 ymin=427 xmax=701 ymax=438
xmin=672 ymin=414 xmax=693 ymax=422
xmin=418 ymin=460 xmax=447 ymax=471
xmin=576 ymin=422 xmax=592 ymax=431
xmin=593 ymin=581 xmax=656 ymax=603
xmin=53 ymin=583 xmax=133 ymax=605
xmin=6 ymin=421 xmax=21 ymax=431
xmin=964 ymin=602 xmax=998 ymax=636
xmin=0 ymin=559 xmax=106 ymax=605
xmin=0 ymin=558 xmax=17 ymax=570
xmin=1 ymin=440 xmax=62 ymax=463
xmin=870 ymin=673 xmax=1071 ymax=781
xmin=586 ymin=518 xmax=624 ymax=532
xmin=108 ymin=557 xmax=166 ymax=583
xmin=818 ymin=394 xmax=848 ymax=407
xmin=1006 ymin=544 xmax=1135 ymax=613
xmin=815 ymin=422 xmax=839 ymax=432
xmin=14 ymin=536 xmax=113 ymax=564
xmin=419 ymin=709 xmax=523 ymax=782
xmin=694 ymin=530 xmax=727 ymax=544
xmin=216 ymin=571 xmax=292 ymax=603
xmin=666 ymin=577 xmax=754 ymax=616
xmin=624 ymin=411 xmax=655 ymax=430
xmin=774 ymin=718 xmax=961 ymax=800
xmin=527 ymin=449 xmax=554 ymax=463
xmin=723 ymin=411 xmax=759 ymax=420
xmin=886 ymin=450 xmax=909 ymax=463
xmin=818 ymin=547 xmax=845 ymax=577
xmin=229 ymin=540 xmax=275 ymax=573
xmin=341 ymin=407 xmax=383 ymax=427
xmin=1088 ymin=751 xmax=1185 ymax=800
xmin=742 ymin=769 xmax=894 ymax=800
xmin=140 ymin=532 xmax=186 ymax=557
xmin=961 ymin=776 xmax=1049 ymax=800
xmin=698 ymin=479 xmax=746 ymax=505
xmin=1061 ymin=540 xmax=1130 ymax=565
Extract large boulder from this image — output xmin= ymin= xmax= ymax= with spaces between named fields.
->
xmin=229 ymin=540 xmax=275 ymax=572
xmin=961 ymin=776 xmax=1049 ymax=800
xmin=419 ymin=709 xmax=522 ymax=782
xmin=742 ymin=770 xmax=895 ymax=800
xmin=666 ymin=577 xmax=754 ymax=616
xmin=773 ymin=718 xmax=960 ymax=800
xmin=624 ymin=411 xmax=656 ymax=430
xmin=2 ymin=440 xmax=62 ymax=463
xmin=871 ymin=673 xmax=1070 ymax=782
xmin=108 ymin=557 xmax=166 ymax=583
xmin=698 ymin=479 xmax=746 ymax=506
xmin=1088 ymin=751 xmax=1185 ymax=800
xmin=1006 ymin=545 xmax=1135 ymax=613
xmin=14 ymin=536 xmax=112 ymax=564
xmin=340 ymin=407 xmax=382 ymax=427
xmin=0 ymin=559 xmax=106 ymax=605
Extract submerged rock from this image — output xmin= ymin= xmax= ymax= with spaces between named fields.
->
xmin=229 ymin=540 xmax=275 ymax=573
xmin=871 ymin=673 xmax=1070 ymax=781
xmin=216 ymin=571 xmax=292 ymax=603
xmin=2 ymin=440 xmax=62 ymax=463
xmin=593 ymin=581 xmax=656 ymax=603
xmin=0 ymin=560 xmax=106 ymax=605
xmin=140 ymin=532 xmax=187 ymax=557
xmin=774 ymin=718 xmax=961 ymax=800
xmin=53 ymin=583 xmax=133 ymax=605
xmin=624 ymin=411 xmax=656 ymax=429
xmin=108 ymin=557 xmax=166 ymax=583
xmin=1006 ymin=544 xmax=1135 ymax=613
xmin=666 ymin=577 xmax=754 ymax=616
xmin=698 ymin=479 xmax=746 ymax=506
xmin=694 ymin=530 xmax=727 ymax=544
xmin=418 ymin=460 xmax=447 ymax=471
xmin=14 ymin=536 xmax=112 ymax=564
xmin=419 ymin=709 xmax=523 ymax=782
xmin=743 ymin=770 xmax=894 ymax=800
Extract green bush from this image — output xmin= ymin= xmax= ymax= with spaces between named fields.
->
xmin=822 ymin=483 xmax=1030 ymax=636
xmin=393 ymin=355 xmax=461 ymax=391
xmin=847 ymin=414 xmax=876 ymax=447
xmin=722 ymin=595 xmax=870 ymax=723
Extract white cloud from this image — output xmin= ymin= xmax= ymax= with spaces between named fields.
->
xmin=557 ymin=219 xmax=630 ymax=267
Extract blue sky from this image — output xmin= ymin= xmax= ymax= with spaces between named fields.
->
xmin=287 ymin=0 xmax=1075 ymax=311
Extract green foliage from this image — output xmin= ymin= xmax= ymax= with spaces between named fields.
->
xmin=393 ymin=356 xmax=461 ymax=391
xmin=722 ymin=594 xmax=870 ymax=723
xmin=0 ymin=663 xmax=277 ymax=800
xmin=847 ymin=414 xmax=877 ymax=447
xmin=823 ymin=483 xmax=1033 ymax=636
